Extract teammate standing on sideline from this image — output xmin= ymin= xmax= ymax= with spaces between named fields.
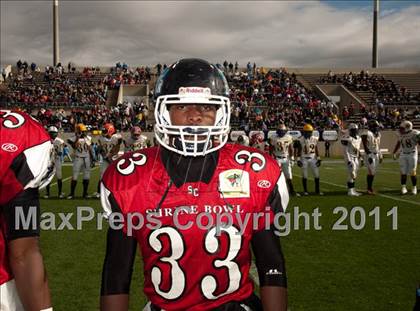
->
xmin=0 ymin=110 xmax=54 ymax=310
xmin=296 ymin=124 xmax=323 ymax=195
xmin=123 ymin=126 xmax=150 ymax=152
xmin=341 ymin=123 xmax=362 ymax=196
xmin=44 ymin=126 xmax=66 ymax=199
xmin=93 ymin=123 xmax=122 ymax=198
xmin=67 ymin=123 xmax=95 ymax=199
xmin=392 ymin=120 xmax=419 ymax=195
xmin=361 ymin=120 xmax=382 ymax=194
xmin=100 ymin=59 xmax=289 ymax=311
xmin=270 ymin=124 xmax=297 ymax=196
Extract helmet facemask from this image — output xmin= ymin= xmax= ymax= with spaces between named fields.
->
xmin=154 ymin=88 xmax=231 ymax=157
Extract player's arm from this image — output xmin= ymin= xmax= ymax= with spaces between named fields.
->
xmin=361 ymin=134 xmax=369 ymax=154
xmin=100 ymin=227 xmax=137 ymax=311
xmin=392 ymin=140 xmax=401 ymax=160
xmin=252 ymin=228 xmax=287 ymax=311
xmin=88 ymin=143 xmax=96 ymax=165
xmin=109 ymin=140 xmax=122 ymax=160
xmin=67 ymin=135 xmax=77 ymax=149
xmin=100 ymin=183 xmax=137 ymax=311
xmin=315 ymin=143 xmax=321 ymax=166
xmin=294 ymin=140 xmax=302 ymax=166
xmin=4 ymin=189 xmax=52 ymax=311
xmin=252 ymin=177 xmax=288 ymax=311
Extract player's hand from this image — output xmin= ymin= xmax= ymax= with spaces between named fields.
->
xmin=392 ymin=153 xmax=397 ymax=160
xmin=316 ymin=159 xmax=322 ymax=167
xmin=297 ymin=160 xmax=303 ymax=167
xmin=90 ymin=161 xmax=96 ymax=168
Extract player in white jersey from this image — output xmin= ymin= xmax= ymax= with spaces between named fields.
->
xmin=123 ymin=126 xmax=150 ymax=152
xmin=361 ymin=120 xmax=382 ymax=194
xmin=341 ymin=123 xmax=362 ymax=196
xmin=250 ymin=132 xmax=266 ymax=152
xmin=92 ymin=123 xmax=123 ymax=198
xmin=296 ymin=124 xmax=322 ymax=195
xmin=392 ymin=120 xmax=420 ymax=195
xmin=235 ymin=134 xmax=250 ymax=146
xmin=44 ymin=126 xmax=66 ymax=198
xmin=66 ymin=123 xmax=94 ymax=199
xmin=270 ymin=124 xmax=296 ymax=195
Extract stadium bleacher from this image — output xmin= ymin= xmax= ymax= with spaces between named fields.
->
xmin=1 ymin=62 xmax=419 ymax=131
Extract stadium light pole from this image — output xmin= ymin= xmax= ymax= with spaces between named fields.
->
xmin=372 ymin=0 xmax=379 ymax=68
xmin=53 ymin=0 xmax=60 ymax=66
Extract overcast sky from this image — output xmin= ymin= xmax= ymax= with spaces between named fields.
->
xmin=1 ymin=1 xmax=419 ymax=68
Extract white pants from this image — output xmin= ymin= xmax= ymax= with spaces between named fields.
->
xmin=364 ymin=153 xmax=380 ymax=175
xmin=346 ymin=157 xmax=360 ymax=182
xmin=72 ymin=156 xmax=91 ymax=180
xmin=399 ymin=152 xmax=418 ymax=175
xmin=302 ymin=157 xmax=319 ymax=179
xmin=0 ymin=279 xmax=24 ymax=311
xmin=54 ymin=158 xmax=62 ymax=180
xmin=276 ymin=157 xmax=292 ymax=180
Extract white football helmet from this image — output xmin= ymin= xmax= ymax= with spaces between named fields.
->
xmin=399 ymin=120 xmax=413 ymax=134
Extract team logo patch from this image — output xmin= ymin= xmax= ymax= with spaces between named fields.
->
xmin=257 ymin=180 xmax=271 ymax=188
xmin=2 ymin=143 xmax=18 ymax=152
xmin=219 ymin=169 xmax=250 ymax=198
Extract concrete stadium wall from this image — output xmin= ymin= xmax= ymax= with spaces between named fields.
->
xmin=59 ymin=130 xmax=401 ymax=158
xmin=317 ymin=84 xmax=363 ymax=112
xmin=316 ymin=130 xmax=399 ymax=157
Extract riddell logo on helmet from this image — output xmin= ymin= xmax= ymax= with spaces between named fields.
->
xmin=179 ymin=87 xmax=211 ymax=95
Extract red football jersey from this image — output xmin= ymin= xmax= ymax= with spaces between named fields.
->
xmin=0 ymin=110 xmax=53 ymax=286
xmin=101 ymin=144 xmax=289 ymax=310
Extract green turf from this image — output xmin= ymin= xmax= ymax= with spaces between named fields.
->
xmin=39 ymin=162 xmax=420 ymax=310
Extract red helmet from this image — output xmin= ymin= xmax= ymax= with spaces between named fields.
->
xmin=131 ymin=126 xmax=142 ymax=138
xmin=251 ymin=133 xmax=263 ymax=145
xmin=102 ymin=123 xmax=116 ymax=137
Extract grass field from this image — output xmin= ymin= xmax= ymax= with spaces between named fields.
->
xmin=39 ymin=159 xmax=420 ymax=310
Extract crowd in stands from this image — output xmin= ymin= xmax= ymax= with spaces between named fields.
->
xmin=103 ymin=62 xmax=152 ymax=88
xmin=227 ymin=66 xmax=340 ymax=132
xmin=1 ymin=60 xmax=419 ymax=132
xmin=26 ymin=100 xmax=151 ymax=132
xmin=0 ymin=60 xmax=151 ymax=108
xmin=319 ymin=70 xmax=420 ymax=106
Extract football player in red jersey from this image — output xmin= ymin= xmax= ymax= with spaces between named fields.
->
xmin=0 ymin=110 xmax=54 ymax=310
xmin=99 ymin=59 xmax=289 ymax=311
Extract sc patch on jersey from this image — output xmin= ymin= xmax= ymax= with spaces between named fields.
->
xmin=218 ymin=169 xmax=250 ymax=198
